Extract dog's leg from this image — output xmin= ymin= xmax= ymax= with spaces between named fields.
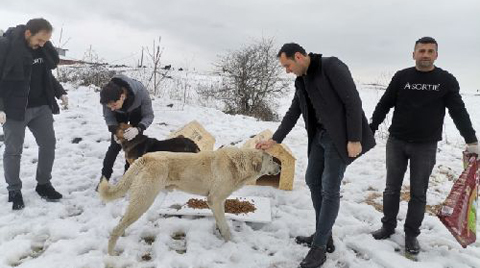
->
xmin=207 ymin=195 xmax=231 ymax=241
xmin=108 ymin=180 xmax=162 ymax=255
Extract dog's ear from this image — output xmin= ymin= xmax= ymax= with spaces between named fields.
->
xmin=252 ymin=154 xmax=263 ymax=172
xmin=119 ymin=123 xmax=131 ymax=130
xmin=115 ymin=128 xmax=124 ymax=139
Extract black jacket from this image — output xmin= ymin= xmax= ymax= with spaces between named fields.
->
xmin=273 ymin=54 xmax=375 ymax=165
xmin=0 ymin=25 xmax=66 ymax=121
xmin=370 ymin=67 xmax=477 ymax=143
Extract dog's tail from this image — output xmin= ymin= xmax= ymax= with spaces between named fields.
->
xmin=98 ymin=157 xmax=146 ymax=202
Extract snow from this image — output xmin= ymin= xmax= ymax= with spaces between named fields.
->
xmin=0 ymin=75 xmax=479 ymax=268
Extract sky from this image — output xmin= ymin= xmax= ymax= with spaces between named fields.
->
xmin=1 ymin=0 xmax=479 ymax=91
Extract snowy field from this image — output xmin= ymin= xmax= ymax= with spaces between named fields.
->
xmin=0 ymin=73 xmax=479 ymax=268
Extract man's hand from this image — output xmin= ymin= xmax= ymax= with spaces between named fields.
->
xmin=123 ymin=127 xmax=139 ymax=141
xmin=60 ymin=94 xmax=69 ymax=109
xmin=0 ymin=111 xmax=6 ymax=124
xmin=466 ymin=143 xmax=479 ymax=155
xmin=347 ymin=141 xmax=362 ymax=158
xmin=256 ymin=139 xmax=277 ymax=150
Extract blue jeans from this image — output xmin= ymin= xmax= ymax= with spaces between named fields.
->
xmin=381 ymin=136 xmax=437 ymax=237
xmin=305 ymin=130 xmax=347 ymax=247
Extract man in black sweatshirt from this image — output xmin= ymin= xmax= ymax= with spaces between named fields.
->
xmin=0 ymin=18 xmax=67 ymax=210
xmin=369 ymin=37 xmax=478 ymax=254
xmin=257 ymin=43 xmax=375 ymax=268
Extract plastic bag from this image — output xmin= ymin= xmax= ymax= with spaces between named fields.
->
xmin=437 ymin=152 xmax=478 ymax=248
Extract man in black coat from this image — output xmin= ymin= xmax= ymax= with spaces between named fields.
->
xmin=0 ymin=18 xmax=67 ymax=210
xmin=257 ymin=43 xmax=375 ymax=268
xmin=369 ymin=37 xmax=478 ymax=255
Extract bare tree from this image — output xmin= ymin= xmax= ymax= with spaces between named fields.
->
xmin=208 ymin=37 xmax=289 ymax=121
xmin=80 ymin=45 xmax=114 ymax=88
xmin=145 ymin=36 xmax=170 ymax=96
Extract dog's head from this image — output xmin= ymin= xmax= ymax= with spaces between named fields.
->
xmin=253 ymin=150 xmax=281 ymax=176
xmin=115 ymin=123 xmax=131 ymax=143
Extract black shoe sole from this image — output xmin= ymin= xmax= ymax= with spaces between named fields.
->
xmin=40 ymin=196 xmax=62 ymax=202
xmin=299 ymin=256 xmax=326 ymax=268
xmin=372 ymin=230 xmax=394 ymax=240
xmin=13 ymin=204 xmax=25 ymax=210
xmin=373 ymin=234 xmax=392 ymax=240
xmin=296 ymin=240 xmax=335 ymax=253
xmin=406 ymin=248 xmax=420 ymax=255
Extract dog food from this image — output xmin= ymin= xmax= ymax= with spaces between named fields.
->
xmin=187 ymin=198 xmax=256 ymax=214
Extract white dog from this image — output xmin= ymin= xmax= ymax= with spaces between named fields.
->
xmin=98 ymin=147 xmax=281 ymax=255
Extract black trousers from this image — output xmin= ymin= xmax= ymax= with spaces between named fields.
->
xmin=381 ymin=136 xmax=437 ymax=237
xmin=101 ymin=107 xmax=142 ymax=179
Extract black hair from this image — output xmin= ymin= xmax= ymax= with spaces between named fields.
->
xmin=26 ymin=18 xmax=53 ymax=35
xmin=415 ymin=36 xmax=438 ymax=50
xmin=100 ymin=81 xmax=124 ymax=104
xmin=277 ymin=43 xmax=307 ymax=58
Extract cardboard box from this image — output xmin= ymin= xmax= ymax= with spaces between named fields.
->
xmin=168 ymin=120 xmax=215 ymax=151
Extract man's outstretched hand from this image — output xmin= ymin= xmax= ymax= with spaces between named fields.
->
xmin=256 ymin=139 xmax=277 ymax=150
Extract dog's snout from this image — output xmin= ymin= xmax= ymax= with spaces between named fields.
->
xmin=269 ymin=162 xmax=281 ymax=175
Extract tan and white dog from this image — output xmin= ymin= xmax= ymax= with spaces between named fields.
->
xmin=98 ymin=146 xmax=280 ymax=255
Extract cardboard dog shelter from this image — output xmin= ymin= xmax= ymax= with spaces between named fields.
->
xmin=243 ymin=129 xmax=296 ymax=190
xmin=168 ymin=120 xmax=215 ymax=151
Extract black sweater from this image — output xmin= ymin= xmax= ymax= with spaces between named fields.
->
xmin=370 ymin=67 xmax=477 ymax=143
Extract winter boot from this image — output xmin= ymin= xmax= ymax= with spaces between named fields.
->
xmin=9 ymin=191 xmax=25 ymax=210
xmin=300 ymin=245 xmax=326 ymax=268
xmin=371 ymin=227 xmax=395 ymax=240
xmin=36 ymin=184 xmax=62 ymax=201
xmin=295 ymin=233 xmax=335 ymax=253
xmin=405 ymin=235 xmax=420 ymax=254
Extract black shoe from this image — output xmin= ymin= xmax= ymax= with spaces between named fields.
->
xmin=35 ymin=184 xmax=62 ymax=201
xmin=296 ymin=234 xmax=314 ymax=247
xmin=295 ymin=233 xmax=335 ymax=253
xmin=9 ymin=191 xmax=25 ymax=210
xmin=300 ymin=246 xmax=326 ymax=268
xmin=405 ymin=235 xmax=420 ymax=254
xmin=371 ymin=227 xmax=395 ymax=240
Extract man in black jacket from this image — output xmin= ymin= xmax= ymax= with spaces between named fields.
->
xmin=257 ymin=43 xmax=375 ymax=268
xmin=369 ymin=37 xmax=478 ymax=254
xmin=0 ymin=18 xmax=67 ymax=210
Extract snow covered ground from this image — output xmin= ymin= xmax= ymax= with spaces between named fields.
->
xmin=0 ymin=77 xmax=479 ymax=268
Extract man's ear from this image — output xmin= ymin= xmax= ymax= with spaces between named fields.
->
xmin=24 ymin=29 xmax=32 ymax=39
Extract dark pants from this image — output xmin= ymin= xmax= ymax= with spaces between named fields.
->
xmin=306 ymin=130 xmax=347 ymax=247
xmin=101 ymin=106 xmax=142 ymax=179
xmin=381 ymin=136 xmax=437 ymax=237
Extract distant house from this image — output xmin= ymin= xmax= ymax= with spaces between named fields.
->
xmin=55 ymin=47 xmax=68 ymax=57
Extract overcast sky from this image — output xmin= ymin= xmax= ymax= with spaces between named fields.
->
xmin=1 ymin=0 xmax=479 ymax=91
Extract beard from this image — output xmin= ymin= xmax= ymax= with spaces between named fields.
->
xmin=417 ymin=59 xmax=434 ymax=69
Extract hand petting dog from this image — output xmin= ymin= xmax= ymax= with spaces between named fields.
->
xmin=123 ymin=127 xmax=140 ymax=141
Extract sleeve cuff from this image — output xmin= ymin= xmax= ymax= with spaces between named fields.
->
xmin=108 ymin=125 xmax=118 ymax=133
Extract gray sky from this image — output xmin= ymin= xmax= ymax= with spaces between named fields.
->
xmin=1 ymin=0 xmax=479 ymax=91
